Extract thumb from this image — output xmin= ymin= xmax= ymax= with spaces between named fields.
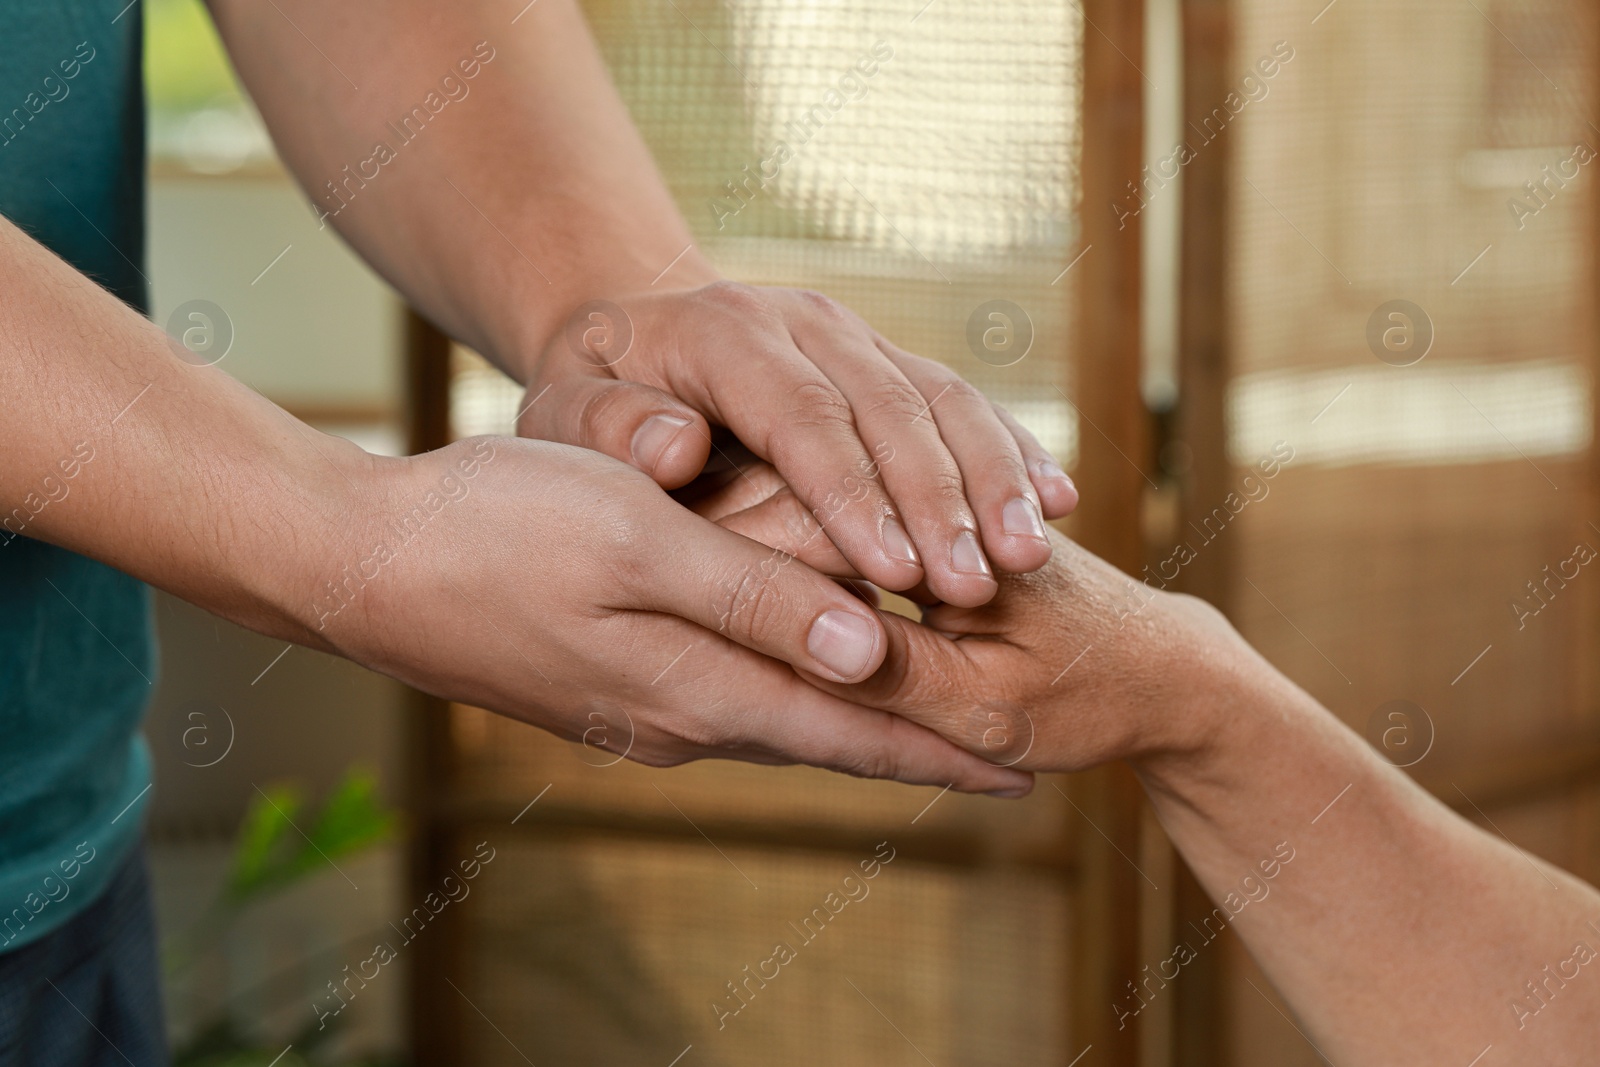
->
xmin=802 ymin=612 xmax=1026 ymax=763
xmin=630 ymin=497 xmax=889 ymax=683
xmin=520 ymin=377 xmax=712 ymax=489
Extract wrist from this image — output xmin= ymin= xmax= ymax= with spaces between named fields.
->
xmin=292 ymin=438 xmax=509 ymax=663
xmin=1128 ymin=604 xmax=1328 ymax=815
xmin=270 ymin=435 xmax=406 ymax=654
xmin=491 ymin=251 xmax=723 ymax=384
xmin=1126 ymin=592 xmax=1277 ymax=773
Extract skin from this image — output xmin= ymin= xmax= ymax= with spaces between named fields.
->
xmin=693 ymin=452 xmax=1600 ymax=1065
xmin=0 ymin=215 xmax=1030 ymax=794
xmin=0 ymin=0 xmax=1078 ymax=795
xmin=204 ymin=0 xmax=1079 ymax=608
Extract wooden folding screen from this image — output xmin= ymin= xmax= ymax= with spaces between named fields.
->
xmin=401 ymin=0 xmax=1153 ymax=1063
xmin=1171 ymin=0 xmax=1600 ymax=1062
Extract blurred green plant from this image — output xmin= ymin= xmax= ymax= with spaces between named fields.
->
xmin=167 ymin=767 xmax=402 ymax=1067
xmin=226 ymin=773 xmax=394 ymax=905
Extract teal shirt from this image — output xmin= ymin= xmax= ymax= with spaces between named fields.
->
xmin=0 ymin=0 xmax=156 ymax=952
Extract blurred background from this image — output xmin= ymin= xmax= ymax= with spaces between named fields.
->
xmin=139 ymin=0 xmax=1598 ymax=1064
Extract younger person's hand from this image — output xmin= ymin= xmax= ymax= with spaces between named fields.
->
xmin=515 ymin=280 xmax=1078 ymax=608
xmin=317 ymin=436 xmax=1034 ymax=795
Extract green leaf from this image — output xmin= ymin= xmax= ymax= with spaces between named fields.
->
xmin=224 ymin=783 xmax=306 ymax=904
xmin=222 ymin=769 xmax=396 ymax=907
xmin=301 ymin=767 xmax=396 ymax=870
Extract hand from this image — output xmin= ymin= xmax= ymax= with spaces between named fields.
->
xmin=514 ymin=280 xmax=1078 ymax=608
xmin=312 ymin=436 xmax=1033 ymax=795
xmin=810 ymin=530 xmax=1249 ymax=775
xmin=676 ymin=449 xmax=1245 ymax=775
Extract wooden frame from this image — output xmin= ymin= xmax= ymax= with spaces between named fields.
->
xmin=1162 ymin=3 xmax=1600 ymax=1062
xmin=1167 ymin=0 xmax=1232 ymax=1062
xmin=400 ymin=310 xmax=460 ymax=1062
xmin=400 ymin=0 xmax=1155 ymax=1057
xmin=1069 ymin=0 xmax=1152 ymax=1063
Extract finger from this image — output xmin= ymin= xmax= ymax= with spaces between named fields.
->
xmin=658 ymin=289 xmax=926 ymax=592
xmin=519 ymin=377 xmax=712 ymax=490
xmin=842 ymin=579 xmax=882 ymax=608
xmin=709 ymin=486 xmax=860 ymax=579
xmin=671 ymin=448 xmax=861 ymax=578
xmin=992 ymin=403 xmax=1079 ymax=519
xmin=882 ymin=345 xmax=1052 ymax=576
xmin=671 ymin=441 xmax=784 ymax=519
xmin=739 ymin=678 xmax=1034 ymax=795
xmin=631 ymin=498 xmax=889 ymax=683
xmin=800 ymin=610 xmax=1035 ymax=767
xmin=788 ymin=311 xmax=999 ymax=609
xmin=641 ymin=625 xmax=1032 ymax=795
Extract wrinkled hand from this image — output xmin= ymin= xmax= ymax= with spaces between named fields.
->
xmin=810 ymin=532 xmax=1246 ymax=775
xmin=515 ymin=280 xmax=1078 ymax=608
xmin=320 ymin=436 xmax=1032 ymax=794
xmin=679 ymin=445 xmax=1246 ymax=775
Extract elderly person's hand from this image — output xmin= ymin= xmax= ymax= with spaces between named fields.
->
xmin=685 ymin=446 xmax=1600 ymax=1067
xmin=676 ymin=441 xmax=1247 ymax=776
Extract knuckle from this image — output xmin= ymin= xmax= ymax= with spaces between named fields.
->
xmin=592 ymin=510 xmax=654 ymax=584
xmin=792 ymin=288 xmax=847 ymax=319
xmin=925 ymin=468 xmax=970 ymax=507
xmin=861 ymin=381 xmax=931 ymax=425
xmin=837 ymin=742 xmax=898 ymax=782
xmin=940 ymin=376 xmax=988 ymax=408
xmin=661 ymin=717 xmax=725 ymax=755
xmin=1168 ymin=590 xmax=1230 ymax=630
xmin=694 ymin=701 xmax=765 ymax=751
xmin=980 ymin=451 xmax=1034 ymax=496
xmin=721 ymin=566 xmax=791 ymax=649
xmin=571 ymin=383 xmax=631 ymax=449
xmin=699 ymin=279 xmax=770 ymax=318
xmin=781 ymin=381 xmax=856 ymax=437
xmin=628 ymin=743 xmax=694 ymax=769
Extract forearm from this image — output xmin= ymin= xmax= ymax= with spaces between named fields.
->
xmin=798 ymin=527 xmax=1600 ymax=1056
xmin=1136 ymin=642 xmax=1600 ymax=1063
xmin=0 ymin=214 xmax=366 ymax=647
xmin=206 ymin=0 xmax=717 ymax=380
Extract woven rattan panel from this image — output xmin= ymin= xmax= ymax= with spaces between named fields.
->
xmin=448 ymin=831 xmax=1068 ymax=1066
xmin=438 ymin=717 xmax=1077 ymax=1063
xmin=439 ymin=2 xmax=1088 ymax=1063
xmin=1211 ymin=1 xmax=1598 ymax=1062
xmin=455 ymin=0 xmax=1083 ymax=462
xmin=1225 ymin=0 xmax=1597 ymax=826
xmin=446 ymin=704 xmax=1069 ymax=852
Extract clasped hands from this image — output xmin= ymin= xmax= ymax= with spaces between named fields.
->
xmin=330 ymin=279 xmax=1246 ymax=796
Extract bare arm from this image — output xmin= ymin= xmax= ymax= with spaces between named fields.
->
xmin=0 ymin=216 xmax=1031 ymax=795
xmin=1136 ymin=653 xmax=1600 ymax=1063
xmin=204 ymin=0 xmax=688 ymax=375
xmin=877 ymin=543 xmax=1600 ymax=1062
xmin=0 ymin=211 xmax=356 ymax=644
xmin=687 ymin=457 xmax=1600 ymax=1063
xmin=204 ymin=0 xmax=1079 ymax=604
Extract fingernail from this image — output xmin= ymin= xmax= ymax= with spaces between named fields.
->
xmin=882 ymin=517 xmax=919 ymax=565
xmin=807 ymin=610 xmax=879 ymax=680
xmin=1040 ymin=460 xmax=1075 ymax=489
xmin=631 ymin=414 xmax=691 ymax=473
xmin=985 ymin=785 xmax=1031 ymax=799
xmin=1002 ymin=496 xmax=1047 ymax=540
xmin=950 ymin=530 xmax=992 ymax=578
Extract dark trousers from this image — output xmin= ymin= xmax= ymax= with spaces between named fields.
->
xmin=0 ymin=847 xmax=167 ymax=1067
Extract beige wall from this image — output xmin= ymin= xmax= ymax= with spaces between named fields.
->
xmin=143 ymin=170 xmax=412 ymax=1059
